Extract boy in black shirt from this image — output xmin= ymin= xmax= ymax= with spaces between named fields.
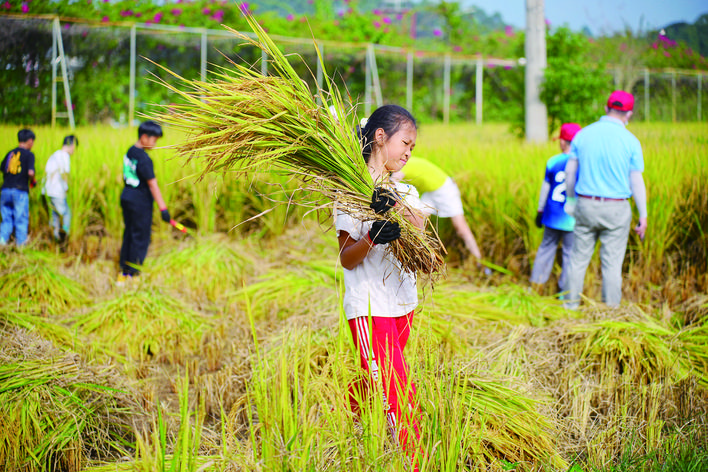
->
xmin=119 ymin=121 xmax=172 ymax=281
xmin=1 ymin=129 xmax=36 ymax=246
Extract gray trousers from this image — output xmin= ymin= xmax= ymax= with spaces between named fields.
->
xmin=530 ymin=227 xmax=574 ymax=293
xmin=565 ymin=198 xmax=632 ymax=309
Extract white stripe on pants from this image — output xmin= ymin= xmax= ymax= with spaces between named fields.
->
xmin=566 ymin=198 xmax=632 ymax=309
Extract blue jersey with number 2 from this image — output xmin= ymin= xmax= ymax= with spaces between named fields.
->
xmin=541 ymin=153 xmax=575 ymax=232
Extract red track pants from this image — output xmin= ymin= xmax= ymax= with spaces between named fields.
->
xmin=348 ymin=311 xmax=421 ymax=468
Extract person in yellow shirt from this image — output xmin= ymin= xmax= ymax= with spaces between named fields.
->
xmin=391 ymin=156 xmax=482 ymax=261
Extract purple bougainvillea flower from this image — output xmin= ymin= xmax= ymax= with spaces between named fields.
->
xmin=373 ymin=9 xmax=381 ymax=15
xmin=651 ymin=42 xmax=658 ymax=49
xmin=120 ymin=10 xmax=133 ymax=17
xmin=171 ymin=8 xmax=182 ymax=16
xmin=134 ymin=12 xmax=141 ymax=17
xmin=101 ymin=15 xmax=109 ymax=22
xmin=239 ymin=2 xmax=249 ymax=13
xmin=202 ymin=7 xmax=211 ymax=14
xmin=373 ymin=21 xmax=381 ymax=28
xmin=396 ymin=13 xmax=403 ymax=20
xmin=433 ymin=29 xmax=442 ymax=37
xmin=64 ymin=23 xmax=71 ymax=29
xmin=154 ymin=12 xmax=163 ymax=22
xmin=21 ymin=2 xmax=29 ymax=13
xmin=545 ymin=18 xmax=550 ymax=26
xmin=2 ymin=2 xmax=11 ymax=10
xmin=504 ymin=65 xmax=512 ymax=70
xmin=504 ymin=25 xmax=514 ymax=36
xmin=383 ymin=17 xmax=391 ymax=24
xmin=287 ymin=14 xmax=294 ymax=20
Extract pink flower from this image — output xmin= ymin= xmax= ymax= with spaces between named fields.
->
xmin=153 ymin=12 xmax=163 ymax=23
xmin=212 ymin=9 xmax=224 ymax=20
xmin=383 ymin=17 xmax=391 ymax=24
xmin=202 ymin=7 xmax=210 ymax=14
xmin=64 ymin=23 xmax=71 ymax=29
xmin=504 ymin=65 xmax=512 ymax=70
xmin=433 ymin=29 xmax=442 ymax=37
xmin=21 ymin=2 xmax=28 ymax=13
xmin=287 ymin=14 xmax=293 ymax=21
xmin=651 ymin=42 xmax=658 ymax=49
xmin=373 ymin=9 xmax=381 ymax=15
xmin=504 ymin=25 xmax=514 ymax=37
xmin=453 ymin=46 xmax=462 ymax=52
xmin=664 ymin=51 xmax=671 ymax=57
xmin=134 ymin=12 xmax=141 ymax=17
xmin=171 ymin=8 xmax=182 ymax=16
xmin=101 ymin=15 xmax=109 ymax=22
xmin=82 ymin=30 xmax=88 ymax=37
xmin=396 ymin=13 xmax=403 ymax=20
xmin=2 ymin=2 xmax=11 ymax=10
xmin=545 ymin=18 xmax=551 ymax=26
xmin=239 ymin=2 xmax=249 ymax=13
xmin=120 ymin=10 xmax=133 ymax=17
xmin=373 ymin=21 xmax=381 ymax=28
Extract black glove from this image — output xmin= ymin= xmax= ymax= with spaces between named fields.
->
xmin=160 ymin=208 xmax=171 ymax=223
xmin=368 ymin=220 xmax=400 ymax=245
xmin=370 ymin=187 xmax=397 ymax=215
xmin=535 ymin=212 xmax=543 ymax=229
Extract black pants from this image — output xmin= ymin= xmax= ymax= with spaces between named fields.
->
xmin=120 ymin=198 xmax=153 ymax=276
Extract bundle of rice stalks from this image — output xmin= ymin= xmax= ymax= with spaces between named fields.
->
xmin=69 ymin=289 xmax=213 ymax=364
xmin=149 ymin=235 xmax=255 ymax=303
xmin=568 ymin=311 xmax=698 ymax=386
xmin=0 ymin=249 xmax=87 ymax=313
xmin=423 ymin=365 xmax=568 ymax=471
xmin=231 ymin=260 xmax=340 ymax=321
xmin=0 ymin=331 xmax=143 ymax=472
xmin=1 ymin=302 xmax=77 ymax=349
xmin=149 ymin=14 xmax=444 ymax=276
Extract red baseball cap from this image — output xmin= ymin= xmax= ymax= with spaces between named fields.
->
xmin=558 ymin=123 xmax=581 ymax=142
xmin=607 ymin=90 xmax=634 ymax=111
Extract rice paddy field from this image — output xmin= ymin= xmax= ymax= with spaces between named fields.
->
xmin=1 ymin=121 xmax=707 ymax=471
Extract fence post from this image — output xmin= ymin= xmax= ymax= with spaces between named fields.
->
xmin=316 ymin=41 xmax=323 ymax=105
xmin=261 ymin=50 xmax=268 ymax=76
xmin=200 ymin=29 xmax=207 ymax=82
xmin=129 ymin=24 xmax=136 ymax=127
xmin=51 ymin=18 xmax=57 ymax=127
xmin=406 ymin=51 xmax=413 ymax=112
xmin=698 ymin=73 xmax=702 ymax=121
xmin=443 ymin=54 xmax=451 ymax=124
xmin=475 ymin=58 xmax=483 ymax=125
xmin=671 ymin=69 xmax=677 ymax=123
xmin=644 ymin=68 xmax=649 ymax=121
xmin=365 ymin=45 xmax=371 ymax=116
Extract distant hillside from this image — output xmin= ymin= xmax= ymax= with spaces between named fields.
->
xmin=660 ymin=13 xmax=708 ymax=57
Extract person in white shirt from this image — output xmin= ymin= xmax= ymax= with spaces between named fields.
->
xmin=336 ymin=104 xmax=426 ymax=472
xmin=43 ymin=135 xmax=77 ymax=242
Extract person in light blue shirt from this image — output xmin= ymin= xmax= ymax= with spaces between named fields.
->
xmin=530 ymin=123 xmax=581 ymax=295
xmin=563 ymin=90 xmax=648 ymax=309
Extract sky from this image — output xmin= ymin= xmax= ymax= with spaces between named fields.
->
xmin=460 ymin=0 xmax=708 ymax=35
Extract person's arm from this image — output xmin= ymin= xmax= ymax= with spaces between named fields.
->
xmin=630 ymin=170 xmax=648 ymax=240
xmin=338 ymin=230 xmax=374 ymax=270
xmin=147 ymin=178 xmax=170 ymax=223
xmin=537 ymin=181 xmax=550 ymax=212
xmin=395 ymin=204 xmax=426 ymax=230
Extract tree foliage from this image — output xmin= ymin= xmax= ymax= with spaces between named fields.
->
xmin=541 ymin=27 xmax=611 ymax=133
